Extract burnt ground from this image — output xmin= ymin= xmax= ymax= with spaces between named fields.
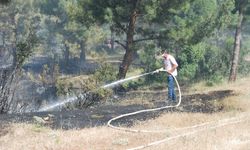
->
xmin=0 ymin=90 xmax=235 ymax=136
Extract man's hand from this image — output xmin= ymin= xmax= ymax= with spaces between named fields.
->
xmin=152 ymin=68 xmax=164 ymax=74
xmin=167 ymin=70 xmax=172 ymax=74
xmin=152 ymin=69 xmax=159 ymax=74
xmin=158 ymin=68 xmax=164 ymax=72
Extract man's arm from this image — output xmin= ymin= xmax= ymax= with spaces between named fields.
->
xmin=167 ymin=64 xmax=178 ymax=74
xmin=167 ymin=56 xmax=178 ymax=74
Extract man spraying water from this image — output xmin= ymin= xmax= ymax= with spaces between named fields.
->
xmin=154 ymin=49 xmax=178 ymax=103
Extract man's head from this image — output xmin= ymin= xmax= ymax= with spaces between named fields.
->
xmin=161 ymin=49 xmax=169 ymax=58
xmin=161 ymin=49 xmax=169 ymax=54
xmin=160 ymin=49 xmax=165 ymax=54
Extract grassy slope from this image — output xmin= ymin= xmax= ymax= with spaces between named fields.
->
xmin=0 ymin=76 xmax=250 ymax=150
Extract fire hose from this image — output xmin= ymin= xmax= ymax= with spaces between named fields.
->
xmin=107 ymin=68 xmax=182 ymax=133
xmin=107 ymin=69 xmax=249 ymax=150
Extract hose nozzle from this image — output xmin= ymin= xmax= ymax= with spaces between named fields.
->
xmin=152 ymin=68 xmax=164 ymax=74
xmin=158 ymin=68 xmax=164 ymax=71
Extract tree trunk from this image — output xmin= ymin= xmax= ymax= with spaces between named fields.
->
xmin=0 ymin=67 xmax=17 ymax=113
xmin=2 ymin=31 xmax=5 ymax=46
xmin=117 ymin=0 xmax=140 ymax=79
xmin=64 ymin=42 xmax=70 ymax=66
xmin=12 ymin=14 xmax=17 ymax=68
xmin=79 ymin=40 xmax=86 ymax=63
xmin=229 ymin=6 xmax=243 ymax=82
xmin=118 ymin=49 xmax=134 ymax=79
xmin=110 ymin=26 xmax=115 ymax=52
xmin=0 ymin=9 xmax=18 ymax=113
xmin=0 ymin=68 xmax=10 ymax=113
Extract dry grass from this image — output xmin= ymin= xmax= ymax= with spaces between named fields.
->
xmin=1 ymin=76 xmax=250 ymax=150
xmin=189 ymin=76 xmax=250 ymax=112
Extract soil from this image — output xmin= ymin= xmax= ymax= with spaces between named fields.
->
xmin=0 ymin=90 xmax=234 ymax=136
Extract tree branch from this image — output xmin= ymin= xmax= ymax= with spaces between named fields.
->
xmin=114 ymin=40 xmax=126 ymax=49
xmin=114 ymin=21 xmax=127 ymax=32
xmin=133 ymin=36 xmax=163 ymax=43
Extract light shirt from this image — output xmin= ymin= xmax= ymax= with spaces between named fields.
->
xmin=163 ymin=54 xmax=178 ymax=76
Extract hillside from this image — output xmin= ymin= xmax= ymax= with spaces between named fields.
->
xmin=0 ymin=76 xmax=249 ymax=150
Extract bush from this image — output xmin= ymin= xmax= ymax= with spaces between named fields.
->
xmin=205 ymin=72 xmax=224 ymax=86
xmin=93 ymin=62 xmax=117 ymax=84
xmin=238 ymin=40 xmax=250 ymax=75
xmin=54 ymin=63 xmax=116 ymax=109
xmin=178 ymin=64 xmax=198 ymax=81
xmin=177 ymin=44 xmax=205 ymax=81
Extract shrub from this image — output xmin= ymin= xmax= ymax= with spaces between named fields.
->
xmin=55 ymin=62 xmax=116 ymax=109
xmin=205 ymin=72 xmax=224 ymax=86
xmin=93 ymin=62 xmax=117 ymax=83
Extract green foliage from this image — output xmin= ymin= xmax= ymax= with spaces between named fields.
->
xmin=70 ymin=0 xmax=248 ymax=86
xmin=16 ymin=29 xmax=37 ymax=68
xmin=0 ymin=0 xmax=11 ymax=5
xmin=56 ymin=62 xmax=116 ymax=102
xmin=72 ymin=0 xmax=237 ymax=80
xmin=55 ymin=79 xmax=68 ymax=96
xmin=179 ymin=64 xmax=198 ymax=81
xmin=141 ymin=0 xmax=159 ymax=21
xmin=65 ymin=0 xmax=95 ymax=27
xmin=121 ymin=78 xmax=145 ymax=91
xmin=138 ymin=42 xmax=165 ymax=82
xmin=85 ymin=25 xmax=108 ymax=52
xmin=55 ymin=72 xmax=113 ymax=106
xmin=238 ymin=38 xmax=250 ymax=75
xmin=232 ymin=0 xmax=250 ymax=14
xmin=177 ymin=44 xmax=205 ymax=80
xmin=2 ymin=0 xmax=250 ymax=95
xmin=162 ymin=0 xmax=235 ymax=48
xmin=201 ymin=44 xmax=231 ymax=76
xmin=40 ymin=64 xmax=49 ymax=85
xmin=206 ymin=72 xmax=224 ymax=86
xmin=93 ymin=62 xmax=117 ymax=84
xmin=1 ymin=0 xmax=40 ymax=68
xmin=39 ymin=63 xmax=60 ymax=87
xmin=139 ymin=43 xmax=159 ymax=72
xmin=177 ymin=36 xmax=232 ymax=83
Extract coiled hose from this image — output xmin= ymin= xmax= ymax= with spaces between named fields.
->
xmin=107 ymin=70 xmax=181 ymax=132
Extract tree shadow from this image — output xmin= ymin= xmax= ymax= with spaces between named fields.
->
xmin=0 ymin=124 xmax=9 ymax=137
xmin=174 ymin=90 xmax=235 ymax=113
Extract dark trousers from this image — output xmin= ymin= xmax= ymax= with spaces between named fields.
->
xmin=167 ymin=75 xmax=176 ymax=101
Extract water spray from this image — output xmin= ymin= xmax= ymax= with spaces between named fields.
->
xmin=37 ymin=69 xmax=159 ymax=112
xmin=102 ymin=71 xmax=154 ymax=89
xmin=37 ymin=91 xmax=91 ymax=112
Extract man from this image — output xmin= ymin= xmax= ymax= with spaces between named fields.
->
xmin=161 ymin=49 xmax=178 ymax=102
